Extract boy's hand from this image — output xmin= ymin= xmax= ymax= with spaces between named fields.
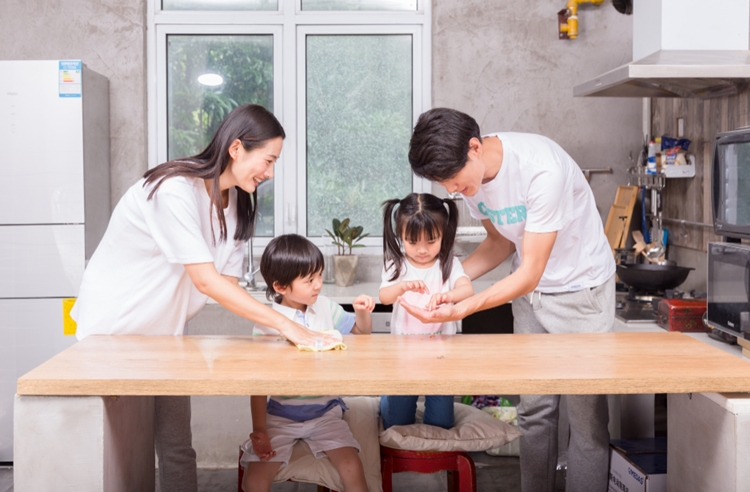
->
xmin=401 ymin=280 xmax=429 ymax=295
xmin=353 ymin=294 xmax=375 ymax=313
xmin=250 ymin=430 xmax=276 ymax=461
xmin=427 ymin=292 xmax=452 ymax=311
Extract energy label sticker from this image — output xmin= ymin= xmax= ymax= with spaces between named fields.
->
xmin=59 ymin=60 xmax=82 ymax=98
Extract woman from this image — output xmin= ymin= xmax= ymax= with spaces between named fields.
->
xmin=71 ymin=104 xmax=336 ymax=492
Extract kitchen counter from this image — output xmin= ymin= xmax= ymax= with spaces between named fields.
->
xmin=230 ymin=280 xmax=498 ymax=305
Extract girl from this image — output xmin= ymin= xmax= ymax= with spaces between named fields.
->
xmin=378 ymin=193 xmax=474 ymax=430
xmin=71 ymin=104 xmax=335 ymax=492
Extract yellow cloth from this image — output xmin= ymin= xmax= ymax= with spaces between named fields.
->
xmin=294 ymin=329 xmax=347 ymax=352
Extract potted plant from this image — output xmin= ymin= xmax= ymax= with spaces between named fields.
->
xmin=326 ymin=218 xmax=369 ymax=287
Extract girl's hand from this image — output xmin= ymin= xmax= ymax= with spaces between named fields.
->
xmin=353 ymin=295 xmax=376 ymax=313
xmin=250 ymin=430 xmax=276 ymax=461
xmin=427 ymin=292 xmax=452 ymax=311
xmin=401 ymin=280 xmax=429 ymax=295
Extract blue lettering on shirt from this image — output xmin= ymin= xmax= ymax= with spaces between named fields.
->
xmin=477 ymin=202 xmax=527 ymax=226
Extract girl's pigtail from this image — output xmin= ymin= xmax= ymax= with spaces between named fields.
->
xmin=382 ymin=199 xmax=404 ymax=282
xmin=439 ymin=198 xmax=459 ymax=283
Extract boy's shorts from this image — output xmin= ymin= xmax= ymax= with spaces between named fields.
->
xmin=240 ymin=406 xmax=360 ymax=468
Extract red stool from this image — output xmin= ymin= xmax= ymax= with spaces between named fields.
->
xmin=380 ymin=445 xmax=477 ymax=492
xmin=237 ymin=446 xmax=335 ymax=492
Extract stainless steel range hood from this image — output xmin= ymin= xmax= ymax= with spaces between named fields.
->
xmin=573 ymin=50 xmax=750 ymax=99
xmin=573 ymin=0 xmax=750 ymax=99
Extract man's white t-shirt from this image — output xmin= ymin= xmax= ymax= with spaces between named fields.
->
xmin=380 ymin=258 xmax=469 ymax=335
xmin=71 ymin=176 xmax=245 ymax=339
xmin=463 ymin=132 xmax=615 ymax=293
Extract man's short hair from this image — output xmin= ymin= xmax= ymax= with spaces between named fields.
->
xmin=408 ymin=108 xmax=482 ymax=182
xmin=260 ymin=234 xmax=324 ymax=303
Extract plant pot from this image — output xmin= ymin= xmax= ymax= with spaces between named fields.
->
xmin=333 ymin=255 xmax=358 ymax=287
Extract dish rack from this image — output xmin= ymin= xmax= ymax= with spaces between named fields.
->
xmin=628 ymin=167 xmax=665 ymax=190
xmin=448 ymin=193 xmax=487 ymax=242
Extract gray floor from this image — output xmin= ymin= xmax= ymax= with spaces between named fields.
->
xmin=0 ymin=454 xmax=565 ymax=492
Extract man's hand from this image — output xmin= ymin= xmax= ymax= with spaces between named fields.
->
xmin=398 ymin=296 xmax=462 ymax=323
xmin=353 ymin=294 xmax=375 ymax=313
xmin=250 ymin=430 xmax=276 ymax=461
xmin=426 ymin=292 xmax=452 ymax=311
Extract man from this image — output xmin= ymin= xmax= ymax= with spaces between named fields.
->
xmin=402 ymin=107 xmax=615 ymax=492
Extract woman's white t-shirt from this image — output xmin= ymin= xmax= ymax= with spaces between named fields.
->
xmin=462 ymin=132 xmax=615 ymax=293
xmin=380 ymin=258 xmax=469 ymax=335
xmin=71 ymin=176 xmax=245 ymax=339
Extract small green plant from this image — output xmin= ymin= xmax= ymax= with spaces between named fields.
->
xmin=326 ymin=218 xmax=369 ymax=255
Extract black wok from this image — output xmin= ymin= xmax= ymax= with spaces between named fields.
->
xmin=616 ymin=263 xmax=694 ymax=292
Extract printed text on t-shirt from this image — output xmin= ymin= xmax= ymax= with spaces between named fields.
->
xmin=477 ymin=202 xmax=527 ymax=225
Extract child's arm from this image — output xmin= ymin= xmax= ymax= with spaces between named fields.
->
xmin=426 ymin=276 xmax=474 ymax=311
xmin=379 ymin=280 xmax=429 ymax=305
xmin=350 ymin=294 xmax=375 ymax=334
xmin=249 ymin=396 xmax=276 ymax=461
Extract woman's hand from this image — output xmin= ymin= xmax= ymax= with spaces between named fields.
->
xmin=353 ymin=294 xmax=376 ymax=313
xmin=401 ymin=280 xmax=429 ymax=295
xmin=250 ymin=430 xmax=276 ymax=461
xmin=280 ymin=321 xmax=339 ymax=347
xmin=427 ymin=292 xmax=452 ymax=311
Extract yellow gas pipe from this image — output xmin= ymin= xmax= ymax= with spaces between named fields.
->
xmin=559 ymin=0 xmax=604 ymax=39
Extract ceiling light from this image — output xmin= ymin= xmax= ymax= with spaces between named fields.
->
xmin=197 ymin=73 xmax=223 ymax=86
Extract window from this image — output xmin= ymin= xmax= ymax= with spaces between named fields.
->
xmin=148 ymin=0 xmax=431 ymax=250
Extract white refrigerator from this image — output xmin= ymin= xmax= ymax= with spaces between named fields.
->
xmin=0 ymin=60 xmax=110 ymax=462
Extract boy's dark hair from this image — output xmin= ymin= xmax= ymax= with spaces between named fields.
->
xmin=382 ymin=193 xmax=458 ymax=283
xmin=408 ymin=108 xmax=482 ymax=182
xmin=260 ymin=234 xmax=324 ymax=303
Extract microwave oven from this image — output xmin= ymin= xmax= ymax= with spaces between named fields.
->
xmin=706 ymin=242 xmax=750 ymax=337
xmin=712 ymin=127 xmax=750 ymax=240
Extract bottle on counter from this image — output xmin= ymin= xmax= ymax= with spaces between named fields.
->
xmin=647 ymin=140 xmax=657 ymax=174
xmin=654 ymin=136 xmax=662 ymax=172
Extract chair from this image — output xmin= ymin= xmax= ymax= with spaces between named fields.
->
xmin=237 ymin=446 xmax=336 ymax=492
xmin=380 ymin=445 xmax=477 ymax=492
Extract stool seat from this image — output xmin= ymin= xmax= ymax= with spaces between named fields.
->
xmin=380 ymin=445 xmax=476 ymax=492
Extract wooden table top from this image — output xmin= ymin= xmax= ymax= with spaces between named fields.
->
xmin=16 ymin=332 xmax=750 ymax=396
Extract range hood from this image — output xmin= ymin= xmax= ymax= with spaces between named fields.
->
xmin=574 ymin=50 xmax=750 ymax=99
xmin=574 ymin=0 xmax=750 ymax=99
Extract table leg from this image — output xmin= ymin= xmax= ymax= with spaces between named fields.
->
xmin=14 ymin=395 xmax=154 ymax=492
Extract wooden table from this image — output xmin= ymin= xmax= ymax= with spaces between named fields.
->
xmin=14 ymin=332 xmax=750 ymax=492
xmin=18 ymin=332 xmax=750 ymax=396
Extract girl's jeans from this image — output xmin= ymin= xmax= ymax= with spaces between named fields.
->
xmin=380 ymin=395 xmax=455 ymax=429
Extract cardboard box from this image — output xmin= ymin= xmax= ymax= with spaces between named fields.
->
xmin=608 ymin=439 xmax=667 ymax=492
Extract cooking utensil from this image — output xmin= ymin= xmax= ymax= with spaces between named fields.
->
xmin=646 ymin=188 xmax=666 ymax=259
xmin=632 ymin=231 xmax=648 ymax=255
xmin=616 ymin=263 xmax=694 ymax=292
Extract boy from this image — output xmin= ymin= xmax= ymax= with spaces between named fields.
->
xmin=241 ymin=234 xmax=374 ymax=492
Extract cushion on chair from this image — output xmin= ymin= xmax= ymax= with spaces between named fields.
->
xmin=379 ymin=402 xmax=522 ymax=453
xmin=272 ymin=396 xmax=382 ymax=492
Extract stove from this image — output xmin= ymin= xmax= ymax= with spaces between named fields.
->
xmin=615 ymin=287 xmax=706 ymax=324
xmin=615 ymin=294 xmax=660 ymax=323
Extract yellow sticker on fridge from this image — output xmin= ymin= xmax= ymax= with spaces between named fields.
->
xmin=62 ymin=298 xmax=77 ymax=336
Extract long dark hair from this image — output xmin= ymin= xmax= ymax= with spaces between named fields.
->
xmin=143 ymin=104 xmax=285 ymax=243
xmin=382 ymin=193 xmax=458 ymax=283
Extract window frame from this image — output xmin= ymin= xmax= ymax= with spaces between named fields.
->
xmin=147 ymin=0 xmax=432 ymax=253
